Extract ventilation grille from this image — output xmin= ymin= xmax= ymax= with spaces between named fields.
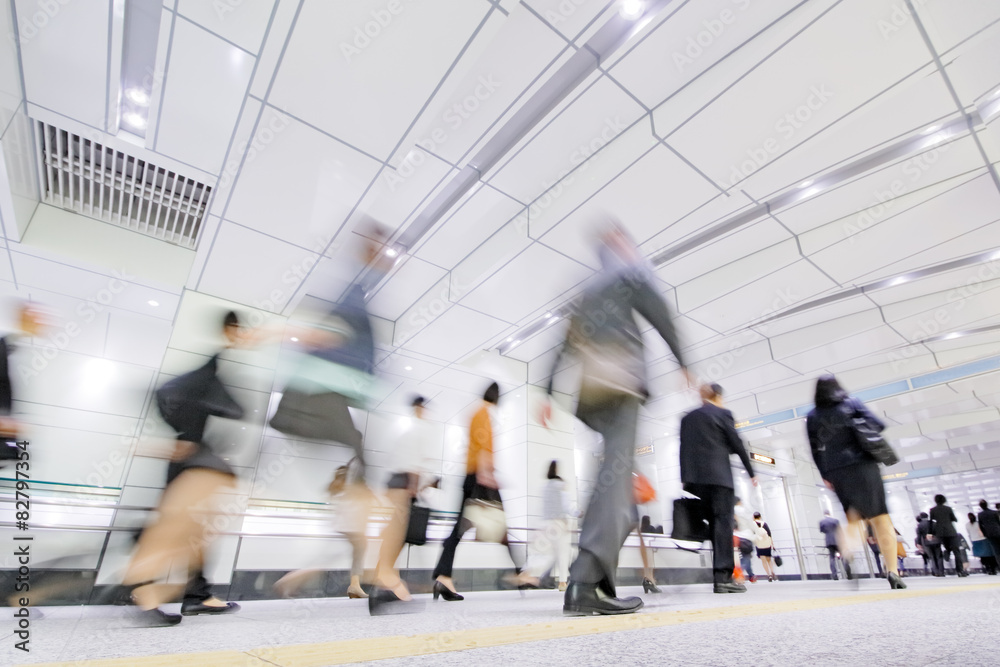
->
xmin=34 ymin=120 xmax=211 ymax=248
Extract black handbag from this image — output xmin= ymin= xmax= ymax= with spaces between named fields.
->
xmin=849 ymin=408 xmax=899 ymax=466
xmin=406 ymin=501 xmax=430 ymax=546
xmin=774 ymin=554 xmax=783 ymax=567
xmin=156 ymin=355 xmax=243 ymax=432
xmin=671 ymin=497 xmax=711 ymax=542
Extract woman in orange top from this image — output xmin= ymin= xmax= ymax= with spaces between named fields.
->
xmin=431 ymin=382 xmax=520 ymax=600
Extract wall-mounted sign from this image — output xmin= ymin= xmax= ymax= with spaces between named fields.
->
xmin=750 ymin=452 xmax=775 ymax=465
xmin=635 ymin=444 xmax=654 ymax=456
xmin=882 ymin=466 xmax=942 ymax=481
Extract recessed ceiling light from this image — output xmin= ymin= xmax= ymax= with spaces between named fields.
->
xmin=890 ymin=276 xmax=908 ymax=286
xmin=506 ymin=337 xmax=513 ymax=342
xmin=405 ymin=365 xmax=413 ymax=371
xmin=798 ymin=180 xmax=813 ymax=189
xmin=147 ymin=300 xmax=158 ymax=307
xmin=125 ymin=88 xmax=150 ymax=106
xmin=385 ymin=247 xmax=398 ymax=258
xmin=619 ymin=0 xmax=643 ymax=19
xmin=922 ymin=124 xmax=940 ymax=134
xmin=511 ymin=340 xmax=520 ymax=347
xmin=290 ymin=337 xmax=299 ymax=342
xmin=123 ymin=112 xmax=146 ymax=129
xmin=544 ymin=312 xmax=552 ymax=318
xmin=993 ymin=89 xmax=1000 ymax=98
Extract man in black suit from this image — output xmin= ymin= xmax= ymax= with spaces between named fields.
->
xmin=929 ymin=494 xmax=967 ymax=577
xmin=680 ymin=383 xmax=756 ymax=593
xmin=978 ymin=499 xmax=1000 ymax=567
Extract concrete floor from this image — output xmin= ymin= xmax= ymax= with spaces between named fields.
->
xmin=5 ymin=575 xmax=999 ymax=666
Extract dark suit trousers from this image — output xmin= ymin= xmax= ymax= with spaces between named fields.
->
xmin=683 ymin=483 xmax=735 ymax=585
xmin=569 ymin=394 xmax=640 ymax=596
xmin=926 ymin=542 xmax=944 ymax=575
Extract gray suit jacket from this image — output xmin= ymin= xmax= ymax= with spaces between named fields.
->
xmin=546 ymin=266 xmax=685 ymax=403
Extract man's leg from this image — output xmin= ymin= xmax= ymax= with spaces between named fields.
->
xmin=827 ymin=545 xmax=839 ymax=579
xmin=687 ymin=484 xmax=735 ymax=585
xmin=568 ymin=395 xmax=639 ymax=597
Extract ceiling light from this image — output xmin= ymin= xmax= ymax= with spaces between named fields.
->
xmin=544 ymin=312 xmax=552 ymax=318
xmin=619 ymin=0 xmax=644 ymax=19
xmin=506 ymin=337 xmax=513 ymax=342
xmin=122 ymin=112 xmax=146 ymax=129
xmin=385 ymin=247 xmax=398 ymax=258
xmin=405 ymin=365 xmax=413 ymax=371
xmin=994 ymin=89 xmax=1000 ymax=99
xmin=511 ymin=340 xmax=521 ymax=347
xmin=147 ymin=300 xmax=158 ymax=307
xmin=290 ymin=337 xmax=299 ymax=342
xmin=125 ymin=88 xmax=150 ymax=106
xmin=922 ymin=125 xmax=940 ymax=134
xmin=798 ymin=180 xmax=813 ymax=189
xmin=890 ymin=276 xmax=908 ymax=286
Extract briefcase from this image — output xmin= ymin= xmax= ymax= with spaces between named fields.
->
xmin=671 ymin=497 xmax=711 ymax=542
xmin=406 ymin=502 xmax=430 ymax=546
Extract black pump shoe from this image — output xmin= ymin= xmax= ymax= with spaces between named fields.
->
xmin=642 ymin=578 xmax=661 ymax=594
xmin=131 ymin=606 xmax=182 ymax=627
xmin=888 ymin=572 xmax=907 ymax=590
xmin=563 ymin=582 xmax=643 ymax=616
xmin=181 ymin=601 xmax=240 ymax=616
xmin=432 ymin=581 xmax=464 ymax=601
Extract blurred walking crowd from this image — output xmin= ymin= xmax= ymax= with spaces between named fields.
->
xmin=2 ymin=220 xmax=993 ymax=628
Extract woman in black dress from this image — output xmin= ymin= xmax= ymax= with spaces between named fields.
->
xmin=806 ymin=375 xmax=905 ymax=590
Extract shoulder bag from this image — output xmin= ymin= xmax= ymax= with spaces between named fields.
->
xmin=464 ymin=484 xmax=507 ymax=543
xmin=847 ymin=403 xmax=899 ymax=466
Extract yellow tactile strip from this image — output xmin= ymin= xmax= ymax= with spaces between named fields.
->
xmin=26 ymin=583 xmax=1000 ymax=667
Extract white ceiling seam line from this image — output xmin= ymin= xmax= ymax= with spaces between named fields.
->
xmin=904 ymin=0 xmax=1000 ymax=196
xmin=753 ymin=246 xmax=1000 ymax=328
xmin=192 ymin=0 xmax=306 ymax=292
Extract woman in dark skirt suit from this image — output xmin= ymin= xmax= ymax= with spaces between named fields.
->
xmin=806 ymin=375 xmax=905 ymax=590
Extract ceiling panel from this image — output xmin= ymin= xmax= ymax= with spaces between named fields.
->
xmin=686 ymin=259 xmax=838 ymax=333
xmin=224 ymin=106 xmax=383 ymax=250
xmin=537 ymin=145 xmax=726 ymax=269
xmin=676 ymin=238 xmax=800 ymax=315
xmin=739 ymin=69 xmax=956 ymax=199
xmin=667 ymin=0 xmax=931 ymax=187
xmin=197 ymin=221 xmax=320 ymax=311
xmin=781 ymin=137 xmax=984 ymax=237
xmin=268 ymin=0 xmax=489 ymax=160
xmin=913 ymin=0 xmax=1000 ymax=54
xmin=807 ymin=174 xmax=1000 ymax=284
xmin=412 ymin=185 xmax=523 ymax=270
xmin=15 ymin=0 xmax=108 ymax=128
xmin=175 ymin=0 xmax=276 ymax=54
xmin=401 ymin=304 xmax=510 ymax=362
xmin=367 ymin=256 xmax=448 ymax=322
xmin=459 ymin=243 xmax=591 ymax=325
xmin=487 ymin=76 xmax=646 ymax=203
xmin=154 ymin=17 xmax=255 ymax=174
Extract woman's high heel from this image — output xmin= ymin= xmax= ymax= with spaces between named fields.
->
xmin=642 ymin=578 xmax=661 ymax=594
xmin=433 ymin=580 xmax=464 ymax=601
xmin=888 ymin=572 xmax=907 ymax=590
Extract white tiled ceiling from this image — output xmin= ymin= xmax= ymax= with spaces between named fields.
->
xmin=4 ymin=0 xmax=1000 ymax=495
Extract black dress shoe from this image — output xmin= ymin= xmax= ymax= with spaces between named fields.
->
xmin=563 ymin=582 xmax=643 ymax=616
xmin=131 ymin=607 xmax=182 ymax=627
xmin=713 ymin=581 xmax=748 ymax=594
xmin=642 ymin=578 xmax=661 ymax=594
xmin=368 ymin=587 xmax=425 ymax=616
xmin=432 ymin=581 xmax=464 ymax=601
xmin=180 ymin=601 xmax=241 ymax=616
xmin=888 ymin=572 xmax=907 ymax=590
